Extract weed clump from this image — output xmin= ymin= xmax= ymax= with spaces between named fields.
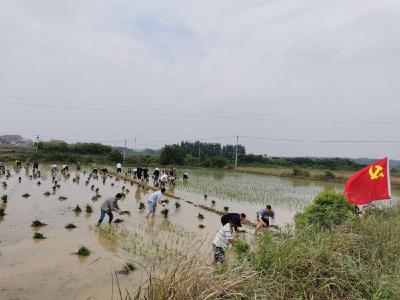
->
xmin=65 ymin=223 xmax=77 ymax=229
xmin=73 ymin=205 xmax=82 ymax=213
xmin=31 ymin=220 xmax=47 ymax=227
xmin=33 ymin=232 xmax=46 ymax=239
xmin=161 ymin=208 xmax=169 ymax=218
xmin=175 ymin=202 xmax=181 ymax=208
xmin=138 ymin=202 xmax=145 ymax=209
xmin=22 ymin=193 xmax=30 ymax=198
xmin=119 ymin=262 xmax=136 ymax=274
xmin=75 ymin=245 xmax=90 ymax=256
xmin=85 ymin=204 xmax=93 ymax=214
xmin=43 ymin=191 xmax=51 ymax=196
xmin=1 ymin=195 xmax=7 ymax=203
xmin=0 ymin=207 xmax=5 ymax=216
xmin=294 ymin=191 xmax=356 ymax=230
xmin=198 ymin=213 xmax=204 ymax=219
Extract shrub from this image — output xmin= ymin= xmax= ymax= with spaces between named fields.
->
xmin=33 ymin=232 xmax=46 ymax=239
xmin=324 ymin=169 xmax=335 ymax=179
xmin=295 ymin=191 xmax=356 ymax=230
xmin=292 ymin=168 xmax=310 ymax=177
xmin=76 ymin=245 xmax=90 ymax=256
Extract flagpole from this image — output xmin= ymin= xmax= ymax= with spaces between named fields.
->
xmin=387 ymin=156 xmax=392 ymax=199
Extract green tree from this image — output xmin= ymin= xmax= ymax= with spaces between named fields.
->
xmin=160 ymin=144 xmax=186 ymax=165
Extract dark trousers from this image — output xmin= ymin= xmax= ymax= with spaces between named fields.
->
xmin=98 ymin=209 xmax=113 ymax=224
xmin=213 ymin=244 xmax=225 ymax=266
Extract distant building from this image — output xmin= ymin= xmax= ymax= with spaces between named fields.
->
xmin=0 ymin=135 xmax=34 ymax=147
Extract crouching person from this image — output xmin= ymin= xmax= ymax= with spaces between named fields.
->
xmin=96 ymin=193 xmax=123 ymax=225
xmin=212 ymin=220 xmax=237 ymax=267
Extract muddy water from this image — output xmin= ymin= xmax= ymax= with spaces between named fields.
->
xmin=0 ymin=168 xmax=227 ymax=300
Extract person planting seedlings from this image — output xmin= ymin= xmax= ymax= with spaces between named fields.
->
xmin=212 ymin=220 xmax=238 ymax=267
xmin=255 ymin=205 xmax=275 ymax=231
xmin=221 ymin=213 xmax=247 ymax=233
xmin=96 ymin=193 xmax=123 ymax=226
xmin=146 ymin=188 xmax=166 ymax=219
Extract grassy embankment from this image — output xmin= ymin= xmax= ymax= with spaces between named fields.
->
xmin=123 ymin=193 xmax=400 ymax=299
xmin=237 ymin=166 xmax=400 ymax=189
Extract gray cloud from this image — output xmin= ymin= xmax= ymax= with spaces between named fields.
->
xmin=0 ymin=0 xmax=399 ymax=158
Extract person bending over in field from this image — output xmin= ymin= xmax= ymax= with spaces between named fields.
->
xmin=96 ymin=193 xmax=123 ymax=225
xmin=255 ymin=205 xmax=275 ymax=231
xmin=221 ymin=212 xmax=246 ymax=233
xmin=146 ymin=187 xmax=166 ymax=219
xmin=212 ymin=220 xmax=238 ymax=267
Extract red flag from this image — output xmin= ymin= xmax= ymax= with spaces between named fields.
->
xmin=344 ymin=157 xmax=391 ymax=205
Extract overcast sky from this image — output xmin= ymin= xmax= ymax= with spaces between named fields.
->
xmin=0 ymin=0 xmax=399 ymax=158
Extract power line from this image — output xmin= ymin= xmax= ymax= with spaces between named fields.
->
xmin=239 ymin=135 xmax=400 ymax=143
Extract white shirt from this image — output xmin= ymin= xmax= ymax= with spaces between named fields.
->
xmin=117 ymin=163 xmax=122 ymax=168
xmin=160 ymin=174 xmax=168 ymax=182
xmin=212 ymin=223 xmax=234 ymax=250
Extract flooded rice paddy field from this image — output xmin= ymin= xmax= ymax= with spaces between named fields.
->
xmin=0 ymin=165 xmax=399 ymax=299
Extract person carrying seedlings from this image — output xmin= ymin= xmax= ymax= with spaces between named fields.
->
xmin=256 ymin=205 xmax=275 ymax=231
xmin=116 ymin=162 xmax=122 ymax=173
xmin=221 ymin=213 xmax=246 ymax=233
xmin=146 ymin=187 xmax=166 ymax=218
xmin=212 ymin=220 xmax=238 ymax=267
xmin=96 ymin=193 xmax=123 ymax=225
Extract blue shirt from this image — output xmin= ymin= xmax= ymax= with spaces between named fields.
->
xmin=148 ymin=191 xmax=162 ymax=204
xmin=258 ymin=209 xmax=275 ymax=219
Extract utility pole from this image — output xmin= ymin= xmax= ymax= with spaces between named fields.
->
xmin=134 ymin=137 xmax=137 ymax=152
xmin=35 ymin=136 xmax=40 ymax=154
xmin=123 ymin=139 xmax=127 ymax=162
xmin=235 ymin=135 xmax=239 ymax=169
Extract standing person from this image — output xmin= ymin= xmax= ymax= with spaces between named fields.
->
xmin=221 ymin=213 xmax=246 ymax=233
xmin=137 ymin=166 xmax=143 ymax=180
xmin=96 ymin=193 xmax=123 ymax=225
xmin=256 ymin=205 xmax=275 ymax=231
xmin=116 ymin=162 xmax=122 ymax=173
xmin=153 ymin=167 xmax=160 ymax=182
xmin=76 ymin=161 xmax=81 ymax=171
xmin=143 ymin=166 xmax=149 ymax=182
xmin=212 ymin=221 xmax=237 ymax=267
xmin=146 ymin=187 xmax=166 ymax=218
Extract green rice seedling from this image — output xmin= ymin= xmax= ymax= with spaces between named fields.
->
xmin=22 ymin=193 xmax=30 ymax=198
xmin=198 ymin=213 xmax=204 ymax=219
xmin=58 ymin=196 xmax=67 ymax=201
xmin=119 ymin=261 xmax=136 ymax=274
xmin=2 ymin=182 xmax=7 ymax=188
xmin=85 ymin=204 xmax=93 ymax=213
xmin=43 ymin=191 xmax=51 ymax=196
xmin=121 ymin=210 xmax=131 ymax=216
xmin=125 ymin=188 xmax=130 ymax=193
xmin=114 ymin=218 xmax=124 ymax=223
xmin=211 ymin=200 xmax=216 ymax=206
xmin=65 ymin=223 xmax=77 ymax=229
xmin=73 ymin=205 xmax=82 ymax=213
xmin=75 ymin=245 xmax=90 ymax=256
xmin=0 ymin=207 xmax=5 ymax=217
xmin=139 ymin=202 xmax=145 ymax=209
xmin=233 ymin=239 xmax=249 ymax=254
xmin=33 ymin=232 xmax=46 ymax=240
xmin=161 ymin=208 xmax=169 ymax=218
xmin=223 ymin=206 xmax=229 ymax=212
xmin=1 ymin=195 xmax=7 ymax=203
xmin=162 ymin=199 xmax=169 ymax=204
xmin=198 ymin=224 xmax=205 ymax=229
xmin=91 ymin=194 xmax=101 ymax=201
xmin=175 ymin=202 xmax=181 ymax=208
xmin=31 ymin=220 xmax=47 ymax=227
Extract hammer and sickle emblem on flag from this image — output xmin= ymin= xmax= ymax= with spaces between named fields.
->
xmin=369 ymin=165 xmax=384 ymax=180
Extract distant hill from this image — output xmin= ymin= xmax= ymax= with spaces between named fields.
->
xmin=352 ymin=158 xmax=400 ymax=170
